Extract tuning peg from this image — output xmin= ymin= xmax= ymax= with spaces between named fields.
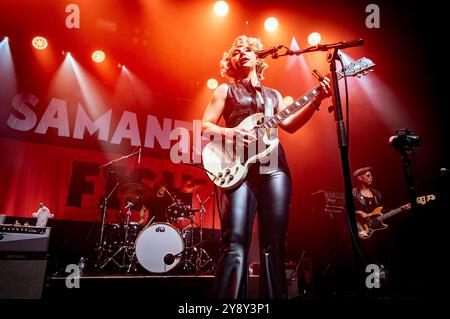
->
xmin=363 ymin=71 xmax=368 ymax=76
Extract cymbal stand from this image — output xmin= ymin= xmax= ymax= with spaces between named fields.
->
xmin=93 ymin=170 xmax=119 ymax=267
xmin=191 ymin=188 xmax=216 ymax=274
xmin=94 ymin=149 xmax=140 ymax=270
xmin=99 ymin=201 xmax=135 ymax=271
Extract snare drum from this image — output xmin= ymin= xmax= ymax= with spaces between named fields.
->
xmin=166 ymin=204 xmax=193 ymax=222
xmin=135 ymin=223 xmax=184 ymax=273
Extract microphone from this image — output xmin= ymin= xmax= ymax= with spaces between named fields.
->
xmin=336 ymin=38 xmax=364 ymax=49
xmin=164 ymin=253 xmax=175 ymax=265
xmin=316 ymin=39 xmax=364 ymax=51
xmin=257 ymin=45 xmax=284 ymax=59
xmin=138 ymin=147 xmax=141 ymax=164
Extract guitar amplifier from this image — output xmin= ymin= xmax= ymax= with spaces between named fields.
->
xmin=310 ymin=190 xmax=346 ymax=217
xmin=0 ymin=224 xmax=51 ymax=299
xmin=0 ymin=224 xmax=51 ymax=253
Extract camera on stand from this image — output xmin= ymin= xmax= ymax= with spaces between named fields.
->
xmin=389 ymin=128 xmax=422 ymax=152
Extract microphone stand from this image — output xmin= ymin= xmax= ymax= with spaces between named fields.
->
xmin=272 ymin=40 xmax=366 ymax=294
xmin=327 ymin=48 xmax=365 ymax=293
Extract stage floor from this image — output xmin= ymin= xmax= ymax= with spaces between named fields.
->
xmin=44 ymin=272 xmax=217 ymax=300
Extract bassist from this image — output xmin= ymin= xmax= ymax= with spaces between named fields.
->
xmin=352 ymin=166 xmax=408 ymax=290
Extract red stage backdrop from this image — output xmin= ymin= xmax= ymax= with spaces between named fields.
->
xmin=0 ymin=92 xmax=218 ymax=228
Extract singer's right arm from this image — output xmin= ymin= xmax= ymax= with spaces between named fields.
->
xmin=201 ymin=83 xmax=230 ymax=137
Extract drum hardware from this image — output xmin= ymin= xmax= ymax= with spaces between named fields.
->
xmin=92 ymin=178 xmax=120 ymax=268
xmin=90 ymin=160 xmax=217 ymax=274
xmin=162 ymin=185 xmax=176 ymax=202
xmin=99 ymin=200 xmax=138 ymax=271
xmin=91 ymin=150 xmax=140 ymax=270
xmin=185 ymin=187 xmax=216 ymax=274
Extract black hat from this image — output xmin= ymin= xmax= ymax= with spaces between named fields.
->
xmin=352 ymin=166 xmax=373 ymax=177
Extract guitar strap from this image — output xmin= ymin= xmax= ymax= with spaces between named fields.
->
xmin=259 ymin=86 xmax=279 ymax=174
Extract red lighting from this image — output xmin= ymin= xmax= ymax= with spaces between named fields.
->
xmin=91 ymin=50 xmax=106 ymax=63
xmin=207 ymin=78 xmax=218 ymax=90
xmin=308 ymin=32 xmax=321 ymax=46
xmin=32 ymin=36 xmax=48 ymax=50
xmin=214 ymin=1 xmax=229 ymax=17
xmin=264 ymin=17 xmax=279 ymax=32
xmin=283 ymin=96 xmax=294 ymax=105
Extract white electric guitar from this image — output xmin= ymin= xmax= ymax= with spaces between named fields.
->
xmin=202 ymin=57 xmax=376 ymax=190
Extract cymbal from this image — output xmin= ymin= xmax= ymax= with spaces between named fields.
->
xmin=110 ymin=171 xmax=130 ymax=184
xmin=178 ymin=178 xmax=207 ymax=193
xmin=118 ymin=183 xmax=153 ymax=201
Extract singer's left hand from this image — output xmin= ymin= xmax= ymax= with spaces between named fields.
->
xmin=317 ymin=74 xmax=332 ymax=101
xmin=311 ymin=75 xmax=331 ymax=109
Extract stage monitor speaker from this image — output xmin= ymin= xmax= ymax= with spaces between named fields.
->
xmin=0 ymin=257 xmax=47 ymax=299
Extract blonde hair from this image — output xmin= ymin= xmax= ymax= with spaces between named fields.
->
xmin=220 ymin=35 xmax=268 ymax=82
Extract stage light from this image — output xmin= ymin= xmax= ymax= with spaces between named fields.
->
xmin=283 ymin=96 xmax=294 ymax=105
xmin=32 ymin=36 xmax=48 ymax=50
xmin=308 ymin=32 xmax=321 ymax=46
xmin=0 ymin=34 xmax=17 ymax=98
xmin=207 ymin=78 xmax=218 ymax=90
xmin=214 ymin=1 xmax=229 ymax=17
xmin=264 ymin=17 xmax=279 ymax=32
xmin=91 ymin=50 xmax=105 ymax=63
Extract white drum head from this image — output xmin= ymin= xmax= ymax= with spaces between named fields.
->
xmin=135 ymin=223 xmax=184 ymax=273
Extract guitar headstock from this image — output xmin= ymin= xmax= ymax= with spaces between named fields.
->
xmin=416 ymin=194 xmax=436 ymax=205
xmin=342 ymin=57 xmax=375 ymax=78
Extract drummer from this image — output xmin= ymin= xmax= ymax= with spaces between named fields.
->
xmin=138 ymin=184 xmax=174 ymax=225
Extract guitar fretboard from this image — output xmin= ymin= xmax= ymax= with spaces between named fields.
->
xmin=378 ymin=207 xmax=404 ymax=222
xmin=259 ymin=70 xmax=344 ymax=131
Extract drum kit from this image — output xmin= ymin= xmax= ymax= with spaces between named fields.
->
xmin=93 ymin=153 xmax=216 ymax=275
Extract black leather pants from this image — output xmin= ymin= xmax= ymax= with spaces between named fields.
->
xmin=212 ymin=165 xmax=292 ymax=299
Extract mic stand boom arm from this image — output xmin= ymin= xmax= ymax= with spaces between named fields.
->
xmin=99 ymin=149 xmax=140 ymax=168
xmin=272 ymin=39 xmax=364 ymax=58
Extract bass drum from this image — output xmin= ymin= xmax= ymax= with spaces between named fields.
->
xmin=135 ymin=223 xmax=184 ymax=273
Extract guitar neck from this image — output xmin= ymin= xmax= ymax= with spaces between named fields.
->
xmin=260 ymin=70 xmax=344 ymax=130
xmin=378 ymin=207 xmax=404 ymax=222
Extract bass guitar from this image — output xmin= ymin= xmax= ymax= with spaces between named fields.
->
xmin=357 ymin=194 xmax=436 ymax=239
